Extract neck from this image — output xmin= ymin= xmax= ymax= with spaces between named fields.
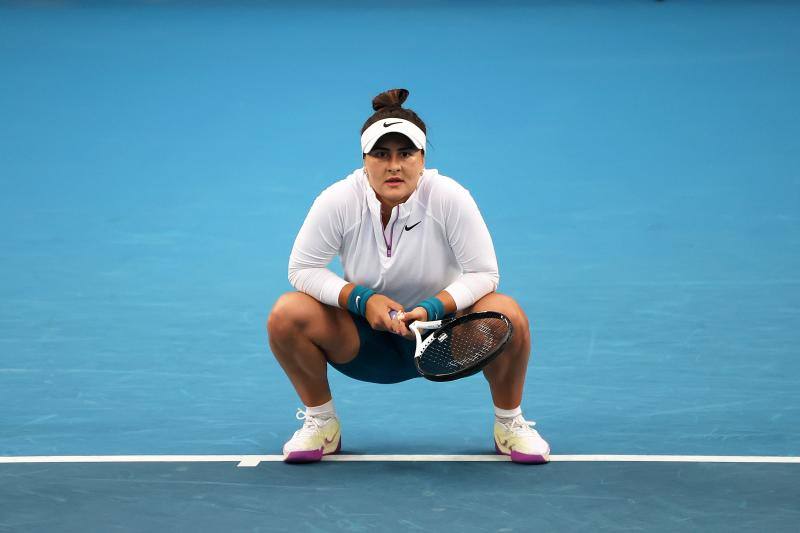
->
xmin=376 ymin=194 xmax=405 ymax=228
xmin=379 ymin=201 xmax=393 ymax=228
xmin=375 ymin=192 xmax=409 ymax=211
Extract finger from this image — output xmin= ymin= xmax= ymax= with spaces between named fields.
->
xmin=398 ymin=319 xmax=415 ymax=339
xmin=397 ymin=321 xmax=411 ymax=337
xmin=382 ymin=312 xmax=398 ymax=332
xmin=384 ymin=298 xmax=404 ymax=313
xmin=395 ymin=312 xmax=412 ymax=334
xmin=402 ymin=307 xmax=427 ymax=323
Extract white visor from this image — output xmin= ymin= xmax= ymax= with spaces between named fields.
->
xmin=360 ymin=118 xmax=426 ymax=154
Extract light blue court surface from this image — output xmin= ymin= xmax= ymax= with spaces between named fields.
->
xmin=1 ymin=1 xmax=799 ymax=531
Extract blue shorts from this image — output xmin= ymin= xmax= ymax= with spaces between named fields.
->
xmin=328 ymin=312 xmax=420 ymax=384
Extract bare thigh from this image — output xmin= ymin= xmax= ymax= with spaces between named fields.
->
xmin=464 ymin=292 xmax=529 ymax=327
xmin=267 ymin=292 xmax=361 ymax=365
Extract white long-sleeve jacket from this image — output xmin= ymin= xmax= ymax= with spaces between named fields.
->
xmin=288 ymin=168 xmax=499 ymax=311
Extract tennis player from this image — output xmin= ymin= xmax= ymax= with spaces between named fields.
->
xmin=267 ymin=89 xmax=549 ymax=464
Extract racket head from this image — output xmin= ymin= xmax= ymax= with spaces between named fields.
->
xmin=413 ymin=311 xmax=513 ymax=382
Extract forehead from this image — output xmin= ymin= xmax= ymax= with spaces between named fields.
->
xmin=372 ymin=132 xmax=416 ymax=150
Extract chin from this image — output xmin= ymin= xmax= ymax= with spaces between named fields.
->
xmin=388 ymin=189 xmax=411 ymax=202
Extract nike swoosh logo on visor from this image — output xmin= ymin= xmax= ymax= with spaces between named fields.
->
xmin=404 ymin=221 xmax=421 ymax=231
xmin=383 ymin=121 xmax=402 ymax=127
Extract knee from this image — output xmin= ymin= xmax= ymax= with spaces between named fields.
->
xmin=266 ymin=292 xmax=314 ymax=341
xmin=492 ymin=294 xmax=531 ymax=345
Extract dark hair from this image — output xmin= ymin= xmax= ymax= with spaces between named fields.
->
xmin=360 ymin=88 xmax=427 ymax=135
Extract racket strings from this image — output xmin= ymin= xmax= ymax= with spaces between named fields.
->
xmin=418 ymin=317 xmax=509 ymax=375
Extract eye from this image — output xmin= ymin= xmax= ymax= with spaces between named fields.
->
xmin=400 ymin=151 xmax=413 ymax=158
xmin=370 ymin=150 xmax=388 ymax=159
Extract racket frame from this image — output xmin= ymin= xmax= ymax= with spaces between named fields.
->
xmin=409 ymin=311 xmax=513 ymax=382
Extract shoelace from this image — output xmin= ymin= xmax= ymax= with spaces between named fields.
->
xmin=293 ymin=408 xmax=327 ymax=438
xmin=502 ymin=415 xmax=540 ymax=436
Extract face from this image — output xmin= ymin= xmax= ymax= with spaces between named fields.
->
xmin=363 ymin=133 xmax=425 ymax=208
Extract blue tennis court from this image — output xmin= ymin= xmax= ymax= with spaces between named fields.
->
xmin=1 ymin=1 xmax=798 ymax=531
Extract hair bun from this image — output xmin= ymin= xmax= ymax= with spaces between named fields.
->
xmin=372 ymin=88 xmax=409 ymax=111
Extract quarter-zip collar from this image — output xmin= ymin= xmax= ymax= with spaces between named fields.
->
xmin=360 ymin=169 xmax=425 ymax=259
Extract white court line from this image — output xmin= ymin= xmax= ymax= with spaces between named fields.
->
xmin=1 ymin=454 xmax=799 ymax=467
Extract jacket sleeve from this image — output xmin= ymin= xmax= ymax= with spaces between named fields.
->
xmin=439 ymin=181 xmax=500 ymax=310
xmin=287 ymin=188 xmax=349 ymax=308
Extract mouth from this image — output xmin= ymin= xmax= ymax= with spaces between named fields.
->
xmin=384 ymin=177 xmax=404 ymax=186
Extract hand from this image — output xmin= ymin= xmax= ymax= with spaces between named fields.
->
xmin=390 ymin=306 xmax=428 ymax=339
xmin=364 ymin=294 xmax=403 ymax=332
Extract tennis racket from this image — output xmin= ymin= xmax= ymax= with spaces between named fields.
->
xmin=390 ymin=310 xmax=513 ymax=382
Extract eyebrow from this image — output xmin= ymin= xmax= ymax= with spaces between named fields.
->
xmin=371 ymin=145 xmax=417 ymax=152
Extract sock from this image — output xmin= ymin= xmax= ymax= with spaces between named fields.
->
xmin=494 ymin=405 xmax=522 ymax=420
xmin=306 ymin=399 xmax=336 ymax=419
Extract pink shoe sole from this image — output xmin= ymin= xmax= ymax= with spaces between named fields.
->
xmin=284 ymin=438 xmax=341 ymax=464
xmin=495 ymin=442 xmax=549 ymax=464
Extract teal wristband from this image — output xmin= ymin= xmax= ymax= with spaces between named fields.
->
xmin=417 ymin=297 xmax=446 ymax=321
xmin=347 ymin=285 xmax=376 ymax=317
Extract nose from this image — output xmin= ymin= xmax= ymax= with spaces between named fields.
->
xmin=387 ymin=153 xmax=402 ymax=172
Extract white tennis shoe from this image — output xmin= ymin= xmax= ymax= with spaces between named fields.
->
xmin=282 ymin=408 xmax=341 ymax=463
xmin=494 ymin=415 xmax=550 ymax=464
